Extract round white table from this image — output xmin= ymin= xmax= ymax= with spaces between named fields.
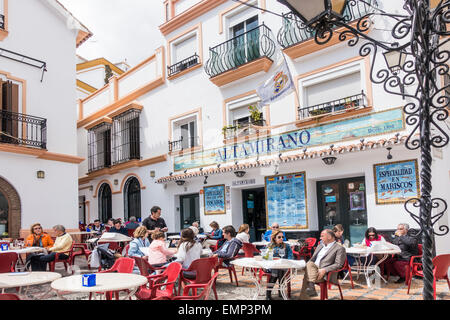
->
xmin=0 ymin=272 xmax=61 ymax=299
xmin=51 ymin=273 xmax=148 ymax=300
xmin=231 ymin=257 xmax=305 ymax=300
xmin=345 ymin=246 xmax=401 ymax=288
xmin=0 ymin=247 xmax=46 ymax=255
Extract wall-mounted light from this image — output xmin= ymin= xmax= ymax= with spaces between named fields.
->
xmin=114 ymin=179 xmax=119 ymax=185
xmin=217 ymin=164 xmax=221 ymax=168
xmin=89 ymin=185 xmax=93 ymax=191
xmin=175 ymin=180 xmax=186 ymax=186
xmin=150 ymin=170 xmax=156 ymax=178
xmin=169 ymin=172 xmax=173 ymax=176
xmin=387 ymin=147 xmax=393 ymax=160
xmin=204 ymin=176 xmax=208 ymax=184
xmin=184 ymin=169 xmax=188 ymax=174
xmin=36 ymin=170 xmax=45 ymax=179
xmin=322 ymin=157 xmax=337 ymax=165
xmin=234 ymin=171 xmax=246 ymax=178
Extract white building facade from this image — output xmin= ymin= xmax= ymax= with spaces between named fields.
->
xmin=0 ymin=0 xmax=91 ymax=239
xmin=77 ymin=0 xmax=450 ymax=254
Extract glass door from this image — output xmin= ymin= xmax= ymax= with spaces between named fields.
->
xmin=242 ymin=188 xmax=266 ymax=242
xmin=317 ymin=177 xmax=367 ymax=246
xmin=230 ymin=16 xmax=259 ymax=68
xmin=180 ymin=194 xmax=200 ymax=230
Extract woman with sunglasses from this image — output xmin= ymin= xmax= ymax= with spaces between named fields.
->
xmin=359 ymin=227 xmax=386 ymax=265
xmin=25 ymin=223 xmax=54 ymax=249
xmin=264 ymin=230 xmax=293 ymax=300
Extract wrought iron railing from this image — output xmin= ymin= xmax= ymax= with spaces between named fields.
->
xmin=298 ymin=92 xmax=367 ymax=120
xmin=0 ymin=110 xmax=47 ymax=149
xmin=112 ymin=109 xmax=141 ymax=165
xmin=0 ymin=14 xmax=4 ymax=30
xmin=205 ymin=24 xmax=276 ymax=78
xmin=223 ymin=119 xmax=267 ymax=140
xmin=168 ymin=54 xmax=200 ymax=77
xmin=88 ymin=122 xmax=111 ymax=173
xmin=168 ymin=136 xmax=199 ymax=152
xmin=277 ymin=0 xmax=378 ymax=49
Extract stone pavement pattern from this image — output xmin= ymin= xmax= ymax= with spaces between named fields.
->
xmin=4 ymin=256 xmax=449 ymax=300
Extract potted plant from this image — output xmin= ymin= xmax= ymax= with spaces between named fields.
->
xmin=344 ymin=97 xmax=355 ymax=109
xmin=222 ymin=125 xmax=238 ymax=139
xmin=248 ymin=105 xmax=264 ymax=126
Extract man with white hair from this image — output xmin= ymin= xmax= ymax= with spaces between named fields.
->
xmin=386 ymin=223 xmax=419 ymax=283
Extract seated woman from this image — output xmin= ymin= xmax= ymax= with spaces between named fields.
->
xmin=174 ymin=228 xmax=203 ymax=276
xmin=147 ymin=231 xmax=175 ymax=268
xmin=359 ymin=227 xmax=386 ymax=265
xmin=264 ymin=230 xmax=293 ymax=300
xmin=128 ymin=226 xmax=150 ymax=274
xmin=236 ymin=224 xmax=250 ymax=244
xmin=29 ymin=225 xmax=73 ymax=271
xmin=203 ymin=221 xmax=223 ymax=249
xmin=25 ymin=223 xmax=54 ymax=249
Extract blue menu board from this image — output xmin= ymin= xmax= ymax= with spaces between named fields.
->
xmin=265 ymin=172 xmax=308 ymax=229
xmin=373 ymin=159 xmax=420 ymax=204
xmin=203 ymin=185 xmax=226 ymax=215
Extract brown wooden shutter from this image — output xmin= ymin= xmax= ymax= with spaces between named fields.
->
xmin=11 ymin=82 xmax=19 ymax=139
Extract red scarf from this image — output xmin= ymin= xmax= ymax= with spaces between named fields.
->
xmin=365 ymin=235 xmax=382 ymax=247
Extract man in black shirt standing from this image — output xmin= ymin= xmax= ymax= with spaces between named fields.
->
xmin=142 ymin=206 xmax=168 ymax=236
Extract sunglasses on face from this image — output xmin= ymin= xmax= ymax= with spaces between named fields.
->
xmin=276 ymin=236 xmax=283 ymax=239
xmin=33 ymin=227 xmax=42 ymax=230
xmin=368 ymin=234 xmax=376 ymax=237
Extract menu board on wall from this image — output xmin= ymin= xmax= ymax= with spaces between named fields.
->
xmin=203 ymin=184 xmax=226 ymax=215
xmin=373 ymin=159 xmax=420 ymax=205
xmin=265 ymin=172 xmax=308 ymax=229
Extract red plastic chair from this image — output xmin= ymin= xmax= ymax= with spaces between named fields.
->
xmin=132 ymin=256 xmax=166 ymax=277
xmin=293 ymin=238 xmax=317 ymax=261
xmin=0 ymin=252 xmax=18 ymax=272
xmin=135 ymin=262 xmax=182 ymax=300
xmin=316 ymin=262 xmax=348 ymax=300
xmin=173 ymin=272 xmax=219 ymax=300
xmin=48 ymin=246 xmax=73 ymax=272
xmin=329 ymin=259 xmax=354 ymax=290
xmin=406 ymin=244 xmax=423 ymax=293
xmin=90 ymin=257 xmax=135 ymax=300
xmin=432 ymin=254 xmax=450 ymax=300
xmin=0 ymin=293 xmax=21 ymax=300
xmin=241 ymin=243 xmax=260 ymax=276
xmin=70 ymin=243 xmax=92 ymax=269
xmin=178 ymin=257 xmax=218 ymax=300
xmin=127 ymin=229 xmax=136 ymax=238
xmin=210 ymin=236 xmax=224 ymax=252
xmin=215 ymin=257 xmax=239 ymax=287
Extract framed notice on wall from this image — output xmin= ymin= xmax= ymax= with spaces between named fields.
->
xmin=265 ymin=172 xmax=308 ymax=230
xmin=373 ymin=159 xmax=420 ymax=205
xmin=203 ymin=184 xmax=226 ymax=215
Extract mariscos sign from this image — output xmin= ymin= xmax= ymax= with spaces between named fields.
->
xmin=174 ymin=108 xmax=405 ymax=171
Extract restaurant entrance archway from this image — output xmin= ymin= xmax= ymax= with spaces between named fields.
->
xmin=0 ymin=177 xmax=21 ymax=239
xmin=242 ymin=188 xmax=266 ymax=242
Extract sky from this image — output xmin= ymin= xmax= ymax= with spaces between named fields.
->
xmin=59 ymin=0 xmax=165 ymax=67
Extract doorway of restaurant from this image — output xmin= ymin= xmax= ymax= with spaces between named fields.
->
xmin=180 ymin=193 xmax=200 ymax=230
xmin=242 ymin=188 xmax=266 ymax=242
xmin=317 ymin=177 xmax=368 ymax=246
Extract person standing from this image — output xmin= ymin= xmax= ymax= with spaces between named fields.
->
xmin=142 ymin=206 xmax=168 ymax=238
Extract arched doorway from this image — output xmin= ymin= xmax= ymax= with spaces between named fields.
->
xmin=0 ymin=177 xmax=21 ymax=239
xmin=124 ymin=177 xmax=141 ymax=220
xmin=98 ymin=183 xmax=112 ymax=223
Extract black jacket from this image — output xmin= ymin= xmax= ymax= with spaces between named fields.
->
xmin=392 ymin=234 xmax=419 ymax=261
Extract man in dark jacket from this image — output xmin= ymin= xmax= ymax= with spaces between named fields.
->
xmin=213 ymin=225 xmax=242 ymax=267
xmin=386 ymin=223 xmax=419 ymax=283
xmin=109 ymin=219 xmax=128 ymax=236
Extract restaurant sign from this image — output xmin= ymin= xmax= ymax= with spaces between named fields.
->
xmin=174 ymin=108 xmax=405 ymax=171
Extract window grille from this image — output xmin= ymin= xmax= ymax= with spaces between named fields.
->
xmin=87 ymin=122 xmax=111 ymax=173
xmin=112 ymin=109 xmax=141 ymax=165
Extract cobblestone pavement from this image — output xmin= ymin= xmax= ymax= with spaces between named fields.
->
xmin=4 ymin=257 xmax=449 ymax=300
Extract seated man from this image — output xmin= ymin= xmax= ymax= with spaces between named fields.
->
xmin=109 ymin=219 xmax=128 ymax=236
xmin=263 ymin=223 xmax=286 ymax=242
xmin=385 ymin=223 xmax=419 ymax=283
xmin=30 ymin=224 xmax=73 ymax=271
xmin=91 ymin=219 xmax=105 ymax=236
xmin=125 ymin=216 xmax=140 ymax=230
xmin=212 ymin=225 xmax=243 ymax=267
xmin=299 ymin=229 xmax=346 ymax=299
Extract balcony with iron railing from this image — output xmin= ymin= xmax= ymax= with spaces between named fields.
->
xmin=298 ymin=92 xmax=368 ymax=120
xmin=204 ymin=24 xmax=276 ymax=87
xmin=222 ymin=119 xmax=267 ymax=140
xmin=168 ymin=136 xmax=200 ymax=153
xmin=167 ymin=54 xmax=200 ymax=79
xmin=0 ymin=110 xmax=47 ymax=149
xmin=277 ymin=0 xmax=378 ymax=59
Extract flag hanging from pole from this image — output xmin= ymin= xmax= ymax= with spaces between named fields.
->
xmin=256 ymin=54 xmax=295 ymax=105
